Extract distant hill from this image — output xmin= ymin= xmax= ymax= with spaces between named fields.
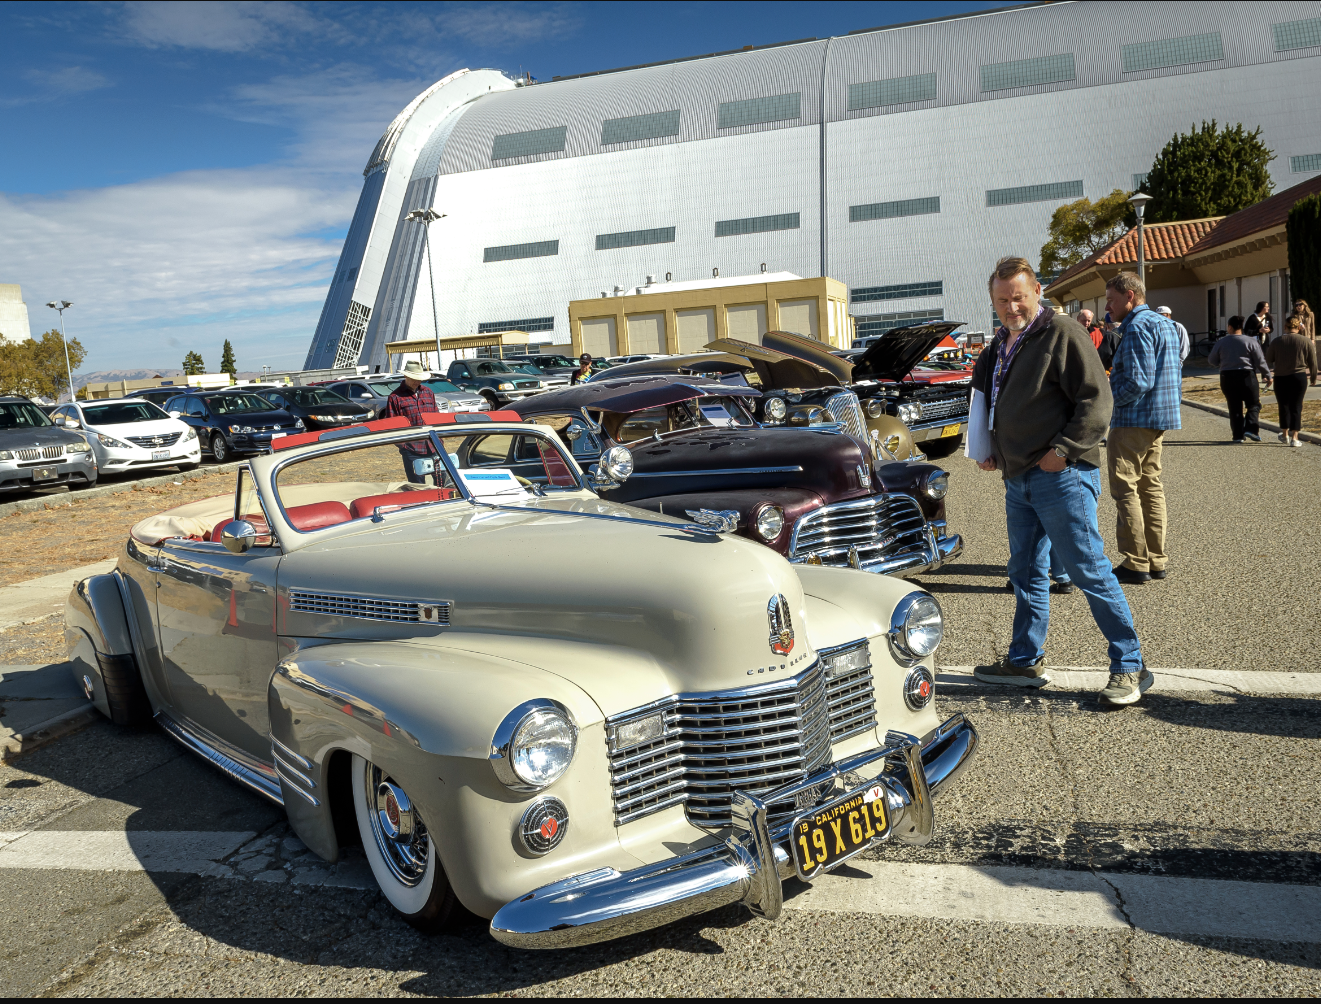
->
xmin=76 ymin=368 xmax=266 ymax=386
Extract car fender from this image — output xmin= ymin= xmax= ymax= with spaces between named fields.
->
xmin=64 ymin=573 xmax=136 ymax=721
xmin=268 ymin=640 xmax=636 ymax=917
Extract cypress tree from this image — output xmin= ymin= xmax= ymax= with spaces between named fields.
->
xmin=1288 ymin=194 xmax=1321 ymax=313
xmin=1141 ymin=121 xmax=1274 ymax=224
xmin=220 ymin=339 xmax=236 ymax=376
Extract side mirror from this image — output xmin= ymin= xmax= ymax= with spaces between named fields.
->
xmin=169 ymin=411 xmax=183 ymax=418
xmin=565 ymin=424 xmax=583 ymax=442
xmin=64 ymin=417 xmax=80 ymax=429
xmin=219 ymin=520 xmax=257 ymax=554
xmin=411 ymin=457 xmax=435 ymax=476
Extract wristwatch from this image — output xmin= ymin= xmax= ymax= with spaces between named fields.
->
xmin=1053 ymin=446 xmax=1069 ymax=461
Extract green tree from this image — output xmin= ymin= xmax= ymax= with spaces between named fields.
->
xmin=182 ymin=351 xmax=206 ymax=375
xmin=1288 ymin=193 xmax=1321 ymax=315
xmin=220 ymin=339 xmax=236 ymax=376
xmin=0 ymin=330 xmax=87 ymax=400
xmin=1039 ymin=189 xmax=1136 ymax=275
xmin=1140 ymin=120 xmax=1274 ymax=224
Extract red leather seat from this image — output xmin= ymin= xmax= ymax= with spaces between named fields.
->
xmin=349 ymin=488 xmax=457 ymax=520
xmin=209 ymin=500 xmax=349 ymax=543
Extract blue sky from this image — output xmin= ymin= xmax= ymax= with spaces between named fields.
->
xmin=0 ymin=1 xmax=1007 ymax=375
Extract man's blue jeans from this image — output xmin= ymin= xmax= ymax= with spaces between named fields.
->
xmin=1004 ymin=463 xmax=1143 ymax=674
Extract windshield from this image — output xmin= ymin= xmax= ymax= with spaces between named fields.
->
xmin=272 ymin=387 xmax=352 ymax=408
xmin=510 ymin=364 xmax=542 ymax=376
xmin=83 ymin=401 xmax=168 ymax=424
xmin=0 ymin=402 xmax=53 ymax=429
xmin=367 ymin=380 xmax=403 ymax=396
xmin=469 ymin=360 xmax=516 ymax=376
xmin=684 ymin=396 xmax=755 ymax=429
xmin=530 ymin=355 xmax=576 ymax=368
xmin=204 ymin=394 xmax=276 ymax=415
xmin=422 ymin=379 xmax=463 ymax=394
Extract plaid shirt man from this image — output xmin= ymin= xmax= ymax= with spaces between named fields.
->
xmin=383 ymin=382 xmax=438 ymax=457
xmin=1109 ymin=304 xmax=1183 ymax=430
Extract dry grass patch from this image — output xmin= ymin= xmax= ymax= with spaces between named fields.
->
xmin=1182 ymin=384 xmax=1321 ymax=433
xmin=0 ymin=615 xmax=65 ymax=665
xmin=0 ymin=473 xmax=236 ymax=587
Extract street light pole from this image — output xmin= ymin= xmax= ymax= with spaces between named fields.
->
xmin=1128 ymin=193 xmax=1154 ymax=284
xmin=45 ymin=300 xmax=76 ymax=402
xmin=404 ymin=209 xmax=447 ymax=369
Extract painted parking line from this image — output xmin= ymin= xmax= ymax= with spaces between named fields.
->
xmin=937 ymin=666 xmax=1321 ymax=695
xmin=785 ymin=861 xmax=1321 ymax=943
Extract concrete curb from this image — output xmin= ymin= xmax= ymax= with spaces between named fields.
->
xmin=0 ymin=462 xmax=244 ymax=520
xmin=1182 ymin=397 xmax=1321 ymax=446
xmin=1 ymin=702 xmax=98 ymax=761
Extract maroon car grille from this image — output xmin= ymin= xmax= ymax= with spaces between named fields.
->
xmin=789 ymin=493 xmax=928 ymax=567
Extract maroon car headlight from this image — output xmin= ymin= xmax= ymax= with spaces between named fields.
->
xmin=924 ymin=472 xmax=949 ymax=500
xmin=754 ymin=505 xmax=785 ymax=541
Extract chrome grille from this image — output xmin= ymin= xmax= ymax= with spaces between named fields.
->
xmin=789 ymin=494 xmax=928 ymax=567
xmin=822 ymin=390 xmax=868 ymax=441
xmin=608 ymin=660 xmax=865 ymax=828
xmin=513 ymin=380 xmax=540 ymax=390
xmin=916 ymin=393 xmax=969 ymax=423
xmin=288 ymin=590 xmax=450 ymax=624
xmin=820 ymin=640 xmax=877 ymax=743
xmin=127 ymin=432 xmax=182 ymax=448
xmin=15 ymin=446 xmax=63 ymax=461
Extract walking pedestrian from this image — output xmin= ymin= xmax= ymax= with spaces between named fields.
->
xmin=1155 ymin=306 xmax=1190 ymax=364
xmin=1208 ymin=317 xmax=1271 ymax=443
xmin=1265 ymin=315 xmax=1318 ymax=448
xmin=382 ymin=360 xmax=440 ymax=482
xmin=1105 ymin=273 xmax=1182 ymax=584
xmin=1294 ymin=299 xmax=1316 ymax=353
xmin=971 ymin=256 xmax=1148 ymax=706
xmin=1244 ymin=301 xmax=1272 ymax=345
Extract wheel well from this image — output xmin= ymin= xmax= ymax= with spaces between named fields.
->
xmin=325 ymin=749 xmax=361 ymax=850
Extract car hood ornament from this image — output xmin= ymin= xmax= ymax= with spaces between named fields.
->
xmin=768 ymin=594 xmax=794 ymax=655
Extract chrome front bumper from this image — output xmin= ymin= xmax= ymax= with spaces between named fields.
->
xmin=910 ymin=419 xmax=968 ymax=443
xmin=861 ymin=529 xmax=963 ymax=576
xmin=490 ymin=712 xmax=978 ymax=949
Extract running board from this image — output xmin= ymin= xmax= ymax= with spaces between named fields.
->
xmin=156 ymin=712 xmax=284 ymax=806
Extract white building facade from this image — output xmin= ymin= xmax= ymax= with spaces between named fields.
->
xmin=0 ymin=285 xmax=33 ymax=344
xmin=305 ymin=0 xmax=1321 ymax=372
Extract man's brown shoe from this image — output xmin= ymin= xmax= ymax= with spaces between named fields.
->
xmin=974 ymin=657 xmax=1050 ymax=688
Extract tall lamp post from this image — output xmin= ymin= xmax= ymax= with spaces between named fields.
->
xmin=1128 ymin=193 xmax=1154 ymax=284
xmin=45 ymin=300 xmax=76 ymax=402
xmin=404 ymin=209 xmax=447 ymax=369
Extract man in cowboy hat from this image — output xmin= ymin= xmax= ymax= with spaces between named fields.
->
xmin=383 ymin=360 xmax=440 ymax=482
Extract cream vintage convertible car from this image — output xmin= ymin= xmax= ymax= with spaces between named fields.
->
xmin=65 ymin=412 xmax=977 ymax=947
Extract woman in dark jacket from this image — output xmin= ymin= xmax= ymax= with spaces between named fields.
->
xmin=1243 ymin=301 xmax=1272 ymax=345
xmin=1266 ymin=315 xmax=1318 ymax=447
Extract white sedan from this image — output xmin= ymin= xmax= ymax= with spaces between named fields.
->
xmin=53 ymin=399 xmax=201 ymax=474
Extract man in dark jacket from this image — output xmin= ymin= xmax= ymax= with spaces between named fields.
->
xmin=971 ymin=257 xmax=1148 ymax=706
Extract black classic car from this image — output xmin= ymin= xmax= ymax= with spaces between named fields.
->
xmin=508 ymin=374 xmax=961 ymax=576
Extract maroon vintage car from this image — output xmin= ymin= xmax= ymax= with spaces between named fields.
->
xmin=507 ymin=374 xmax=961 ymax=576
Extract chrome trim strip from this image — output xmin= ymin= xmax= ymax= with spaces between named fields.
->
xmin=269 ymin=732 xmax=313 ymax=771
xmin=156 ymin=712 xmax=284 ymax=806
xmin=274 ymin=760 xmax=321 ymax=805
xmin=629 ymin=465 xmax=804 ymax=478
xmin=272 ymin=751 xmax=317 ymax=788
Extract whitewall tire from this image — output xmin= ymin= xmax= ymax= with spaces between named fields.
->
xmin=351 ymin=754 xmax=456 ymax=930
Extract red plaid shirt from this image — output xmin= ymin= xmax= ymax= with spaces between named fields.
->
xmin=382 ymin=383 xmax=438 ymax=425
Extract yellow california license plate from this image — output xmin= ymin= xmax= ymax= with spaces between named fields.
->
xmin=791 ymin=782 xmax=889 ymax=879
xmin=941 ymin=422 xmax=961 ymax=437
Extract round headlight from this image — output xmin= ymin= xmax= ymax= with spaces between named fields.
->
xmin=764 ymin=397 xmax=787 ymax=422
xmin=491 ymin=701 xmax=578 ymax=791
xmin=896 ymin=404 xmax=915 ymax=424
xmin=601 ymin=445 xmax=634 ymax=481
xmin=863 ymin=398 xmax=884 ymax=419
xmin=512 ymin=709 xmax=577 ymax=788
xmin=889 ymin=591 xmax=944 ymax=660
xmin=755 ymin=505 xmax=785 ymax=541
xmin=924 ymin=471 xmax=949 ymax=499
xmin=806 ymin=407 xmax=827 ymax=425
xmin=883 ymin=434 xmax=902 ymax=454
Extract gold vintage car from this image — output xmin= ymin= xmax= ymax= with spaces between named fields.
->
xmin=65 ymin=412 xmax=977 ymax=947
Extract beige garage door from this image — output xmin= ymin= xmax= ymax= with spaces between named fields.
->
xmin=626 ymin=312 xmax=665 ymax=354
xmin=581 ymin=317 xmax=617 ymax=357
xmin=726 ymin=303 xmax=767 ymax=343
xmin=778 ymin=299 xmax=818 ymax=338
xmin=676 ymin=308 xmax=715 ymax=353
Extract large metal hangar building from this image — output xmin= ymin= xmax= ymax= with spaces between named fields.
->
xmin=305 ymin=0 xmax=1321 ymax=372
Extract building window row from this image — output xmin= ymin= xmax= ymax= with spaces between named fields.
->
xmin=855 ymin=309 xmax=945 ymax=338
xmin=717 ymin=93 xmax=801 ymax=129
xmin=1122 ymin=32 xmax=1223 ymax=73
xmin=850 ymin=196 xmax=940 ymax=223
xmin=1274 ymin=17 xmax=1321 ymax=51
xmin=848 ymin=73 xmax=936 ymax=111
xmin=1133 ymin=172 xmax=1149 ymax=189
xmin=491 ymin=126 xmax=568 ymax=161
xmin=596 ymin=227 xmax=676 ymax=250
xmin=980 ymin=53 xmax=1076 ymax=93
xmin=986 ymin=180 xmax=1083 ymax=208
xmin=714 ymin=213 xmax=800 ymax=237
xmin=852 ymin=281 xmax=943 ymax=304
xmin=478 ymin=317 xmax=555 ymax=334
xmin=483 ymin=240 xmax=560 ymax=263
xmin=602 ymin=110 xmax=681 ymax=145
xmin=333 ymin=266 xmax=358 ymax=285
xmin=1291 ymin=153 xmax=1321 ymax=174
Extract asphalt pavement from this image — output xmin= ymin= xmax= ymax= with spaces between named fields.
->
xmin=0 ymin=404 xmax=1316 ymax=996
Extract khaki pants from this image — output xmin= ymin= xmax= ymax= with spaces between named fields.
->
xmin=1106 ymin=427 xmax=1166 ymax=573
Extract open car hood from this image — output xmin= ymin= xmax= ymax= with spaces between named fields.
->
xmin=591 ymin=353 xmax=754 ymax=381
xmin=854 ymin=321 xmax=965 ymax=381
xmin=508 ymin=374 xmax=758 ymax=417
xmin=706 ymin=333 xmax=847 ymax=390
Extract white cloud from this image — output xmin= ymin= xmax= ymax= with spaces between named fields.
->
xmin=118 ymin=0 xmax=327 ymax=53
xmin=24 ymin=66 xmax=112 ymax=96
xmin=441 ymin=3 xmax=580 ymax=46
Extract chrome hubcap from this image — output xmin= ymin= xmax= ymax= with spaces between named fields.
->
xmin=364 ymin=764 xmax=429 ymax=886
